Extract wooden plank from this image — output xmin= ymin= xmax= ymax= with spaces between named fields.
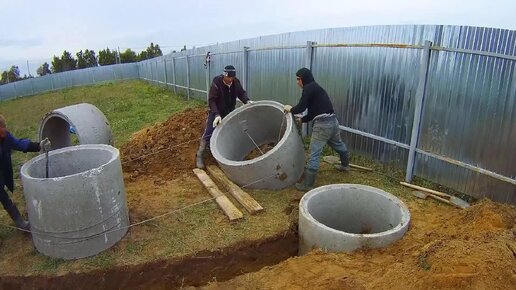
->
xmin=322 ymin=156 xmax=373 ymax=171
xmin=207 ymin=165 xmax=264 ymax=215
xmin=192 ymin=168 xmax=243 ymax=221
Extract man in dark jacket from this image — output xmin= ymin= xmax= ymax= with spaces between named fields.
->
xmin=284 ymin=67 xmax=350 ymax=191
xmin=196 ymin=65 xmax=253 ymax=168
xmin=0 ymin=115 xmax=50 ymax=230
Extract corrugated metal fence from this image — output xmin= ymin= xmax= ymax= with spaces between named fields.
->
xmin=0 ymin=63 xmax=139 ymax=100
xmin=2 ymin=25 xmax=515 ymax=203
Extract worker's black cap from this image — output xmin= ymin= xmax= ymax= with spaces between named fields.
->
xmin=224 ymin=65 xmax=236 ymax=77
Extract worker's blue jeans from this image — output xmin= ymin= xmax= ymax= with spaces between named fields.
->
xmin=307 ymin=116 xmax=349 ymax=171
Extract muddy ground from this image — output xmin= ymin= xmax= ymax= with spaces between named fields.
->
xmin=0 ymin=108 xmax=514 ymax=289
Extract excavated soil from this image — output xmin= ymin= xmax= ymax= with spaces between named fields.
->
xmin=1 ymin=108 xmax=515 ymax=290
xmin=245 ymin=143 xmax=276 ymax=160
xmin=121 ymin=107 xmax=215 ymax=180
xmin=200 ymin=199 xmax=516 ymax=290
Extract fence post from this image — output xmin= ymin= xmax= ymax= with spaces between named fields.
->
xmin=186 ymin=54 xmax=191 ymax=100
xmin=171 ymin=57 xmax=177 ymax=94
xmin=302 ymin=41 xmax=316 ymax=137
xmin=205 ymin=54 xmax=211 ymax=102
xmin=405 ymin=40 xmax=432 ymax=183
xmin=163 ymin=58 xmax=168 ymax=88
xmin=242 ymin=46 xmax=250 ymax=91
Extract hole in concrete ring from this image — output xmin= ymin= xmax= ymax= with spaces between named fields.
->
xmin=210 ymin=101 xmax=305 ymax=190
xmin=298 ymin=184 xmax=410 ymax=255
xmin=40 ymin=115 xmax=77 ymax=149
xmin=212 ymin=101 xmax=290 ymax=162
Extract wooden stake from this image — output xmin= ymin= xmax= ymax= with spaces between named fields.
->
xmin=207 ymin=165 xmax=264 ymax=214
xmin=193 ymin=168 xmax=243 ymax=221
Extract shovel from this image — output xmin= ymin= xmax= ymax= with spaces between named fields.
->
xmin=411 ymin=190 xmax=462 ymax=208
xmin=402 ymin=182 xmax=470 ymax=209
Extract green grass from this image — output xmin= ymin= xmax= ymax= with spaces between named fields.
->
xmin=33 ymin=256 xmax=67 ymax=273
xmin=0 ymin=80 xmax=205 ymax=178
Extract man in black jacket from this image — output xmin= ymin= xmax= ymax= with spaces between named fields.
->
xmin=284 ymin=67 xmax=350 ymax=191
xmin=196 ymin=65 xmax=253 ymax=168
xmin=0 ymin=115 xmax=51 ymax=230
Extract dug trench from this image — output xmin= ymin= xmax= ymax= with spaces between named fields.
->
xmin=0 ymin=230 xmax=299 ymax=289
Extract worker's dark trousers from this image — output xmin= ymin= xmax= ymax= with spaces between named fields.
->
xmin=0 ymin=187 xmax=25 ymax=226
xmin=201 ymin=111 xmax=219 ymax=143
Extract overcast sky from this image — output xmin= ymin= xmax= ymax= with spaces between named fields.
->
xmin=1 ymin=0 xmax=515 ymax=76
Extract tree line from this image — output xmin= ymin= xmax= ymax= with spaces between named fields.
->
xmin=0 ymin=43 xmax=164 ymax=85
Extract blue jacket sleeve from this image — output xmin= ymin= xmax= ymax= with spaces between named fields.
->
xmin=6 ymin=132 xmax=33 ymax=152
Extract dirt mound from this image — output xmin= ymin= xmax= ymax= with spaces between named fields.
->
xmin=120 ymin=107 xmax=216 ymax=180
xmin=201 ymin=199 xmax=516 ymax=290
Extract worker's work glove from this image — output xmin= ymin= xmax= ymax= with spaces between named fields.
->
xmin=212 ymin=115 xmax=222 ymax=128
xmin=246 ymin=100 xmax=254 ymax=105
xmin=40 ymin=138 xmax=51 ymax=153
xmin=283 ymin=105 xmax=292 ymax=113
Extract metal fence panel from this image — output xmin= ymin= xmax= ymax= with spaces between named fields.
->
xmin=313 ymin=46 xmax=421 ymax=167
xmin=247 ymin=48 xmax=304 ymax=104
xmin=415 ymin=26 xmax=516 ymax=203
xmin=0 ymin=83 xmax=17 ymax=100
xmin=32 ymin=75 xmax=54 ymax=93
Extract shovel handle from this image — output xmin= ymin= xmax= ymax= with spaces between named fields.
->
xmin=349 ymin=163 xmax=373 ymax=171
xmin=427 ymin=193 xmax=464 ymax=209
xmin=400 ymin=182 xmax=451 ymax=198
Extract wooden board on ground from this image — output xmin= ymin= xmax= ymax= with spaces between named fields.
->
xmin=207 ymin=165 xmax=264 ymax=215
xmin=192 ymin=168 xmax=244 ymax=221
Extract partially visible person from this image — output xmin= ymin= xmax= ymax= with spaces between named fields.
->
xmin=0 ymin=115 xmax=50 ymax=230
xmin=196 ymin=65 xmax=253 ymax=168
xmin=284 ymin=68 xmax=350 ymax=191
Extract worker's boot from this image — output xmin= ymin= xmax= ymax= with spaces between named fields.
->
xmin=196 ymin=140 xmax=207 ymax=169
xmin=335 ymin=151 xmax=351 ymax=172
xmin=295 ymin=169 xmax=317 ymax=192
xmin=5 ymin=202 xmax=30 ymax=231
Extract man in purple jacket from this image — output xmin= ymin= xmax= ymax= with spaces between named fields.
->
xmin=196 ymin=65 xmax=253 ymax=168
xmin=0 ymin=115 xmax=50 ymax=231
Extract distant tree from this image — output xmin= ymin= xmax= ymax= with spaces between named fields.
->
xmin=61 ymin=51 xmax=77 ymax=71
xmin=0 ymin=71 xmax=7 ymax=85
xmin=51 ymin=56 xmax=63 ymax=73
xmin=180 ymin=45 xmax=187 ymax=52
xmin=98 ymin=48 xmax=118 ymax=65
xmin=37 ymin=62 xmax=52 ymax=76
xmin=146 ymin=42 xmax=162 ymax=58
xmin=137 ymin=50 xmax=148 ymax=61
xmin=136 ymin=43 xmax=163 ymax=61
xmin=83 ymin=49 xmax=98 ymax=67
xmin=7 ymin=66 xmax=20 ymax=82
xmin=77 ymin=49 xmax=98 ymax=69
xmin=120 ymin=49 xmax=137 ymax=63
xmin=0 ymin=66 xmax=21 ymax=84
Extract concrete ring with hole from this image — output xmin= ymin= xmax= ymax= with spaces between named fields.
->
xmin=298 ymin=184 xmax=410 ymax=255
